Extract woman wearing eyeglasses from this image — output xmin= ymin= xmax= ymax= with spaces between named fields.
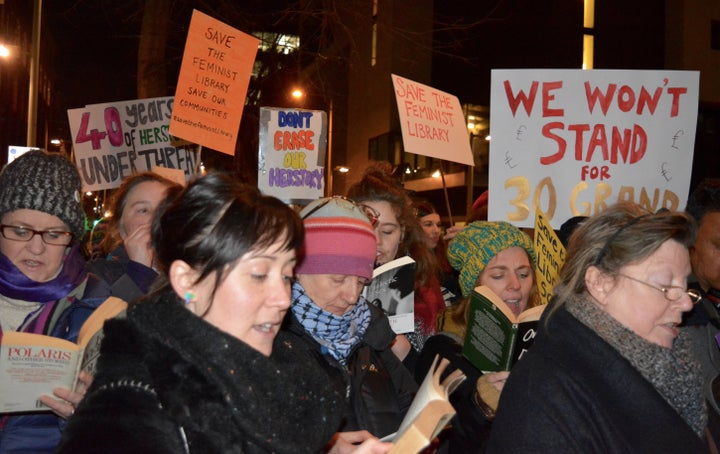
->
xmin=284 ymin=196 xmax=418 ymax=447
xmin=486 ymin=202 xmax=719 ymax=452
xmin=0 ymin=150 xmax=111 ymax=453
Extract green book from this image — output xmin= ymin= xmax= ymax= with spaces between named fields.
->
xmin=462 ymin=285 xmax=545 ymax=372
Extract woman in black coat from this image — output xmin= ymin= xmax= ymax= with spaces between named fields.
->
xmin=58 ymin=175 xmax=390 ymax=454
xmin=486 ymin=203 xmax=718 ymax=452
xmin=286 ymin=196 xmax=418 ymax=449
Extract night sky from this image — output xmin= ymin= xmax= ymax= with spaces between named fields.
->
xmin=46 ymin=2 xmax=144 ymax=112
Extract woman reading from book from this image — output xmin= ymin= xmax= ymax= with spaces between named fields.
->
xmin=58 ymin=174 xmax=390 ymax=454
xmin=0 ymin=150 xmax=111 ymax=452
xmin=88 ymin=172 xmax=182 ymax=303
xmin=347 ymin=163 xmax=446 ymax=357
xmin=285 ymin=196 xmax=418 ymax=446
xmin=416 ymin=220 xmax=538 ymax=452
xmin=486 ymin=203 xmax=720 ymax=452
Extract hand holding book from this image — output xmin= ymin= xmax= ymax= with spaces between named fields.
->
xmin=385 ymin=355 xmax=466 ymax=453
xmin=463 ymin=286 xmax=545 ymax=372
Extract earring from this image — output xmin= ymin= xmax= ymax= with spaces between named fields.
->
xmin=184 ymin=291 xmax=196 ymax=304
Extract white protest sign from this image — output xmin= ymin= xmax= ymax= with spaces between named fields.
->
xmin=7 ymin=146 xmax=39 ymax=164
xmin=391 ymin=74 xmax=474 ymax=166
xmin=489 ymin=69 xmax=700 ymax=229
xmin=257 ymin=106 xmax=326 ymax=202
xmin=68 ymin=97 xmax=200 ymax=191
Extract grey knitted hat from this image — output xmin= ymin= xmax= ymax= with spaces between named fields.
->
xmin=0 ymin=150 xmax=85 ymax=240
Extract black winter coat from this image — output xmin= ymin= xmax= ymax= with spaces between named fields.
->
xmin=284 ymin=303 xmax=418 ymax=438
xmin=486 ymin=305 xmax=714 ymax=453
xmin=58 ymin=290 xmax=343 ymax=454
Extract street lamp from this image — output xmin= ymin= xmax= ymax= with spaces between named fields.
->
xmin=0 ymin=2 xmax=44 ymax=150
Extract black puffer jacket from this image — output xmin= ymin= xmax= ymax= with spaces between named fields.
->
xmin=284 ymin=303 xmax=418 ymax=438
xmin=58 ymin=289 xmax=343 ymax=454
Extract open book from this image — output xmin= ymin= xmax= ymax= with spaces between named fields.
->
xmin=463 ymin=285 xmax=545 ymax=372
xmin=383 ymin=355 xmax=465 ymax=453
xmin=364 ymin=256 xmax=416 ymax=334
xmin=0 ymin=296 xmax=127 ymax=413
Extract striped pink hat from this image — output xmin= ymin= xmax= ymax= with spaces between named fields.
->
xmin=296 ymin=198 xmax=377 ymax=280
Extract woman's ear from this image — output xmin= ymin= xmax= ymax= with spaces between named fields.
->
xmin=585 ymin=265 xmax=610 ymax=306
xmin=169 ymin=260 xmax=199 ymax=308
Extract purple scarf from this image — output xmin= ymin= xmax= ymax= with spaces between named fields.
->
xmin=0 ymin=244 xmax=88 ymax=302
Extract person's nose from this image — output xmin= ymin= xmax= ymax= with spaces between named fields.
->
xmin=340 ymin=279 xmax=362 ymax=306
xmin=507 ymin=273 xmax=521 ymax=290
xmin=269 ymin=276 xmax=292 ymax=310
xmin=26 ymin=233 xmax=46 ymax=254
xmin=675 ymin=293 xmax=695 ymax=312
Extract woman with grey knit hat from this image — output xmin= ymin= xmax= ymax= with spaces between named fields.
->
xmin=0 ymin=150 xmax=111 ymax=453
xmin=487 ymin=203 xmax=719 ymax=452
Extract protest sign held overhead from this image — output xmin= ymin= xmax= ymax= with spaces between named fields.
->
xmin=170 ymin=9 xmax=259 ymax=155
xmin=68 ymin=96 xmax=199 ymax=191
xmin=488 ymin=69 xmax=700 ymax=229
xmin=257 ymin=106 xmax=327 ymax=203
xmin=391 ymin=74 xmax=474 ymax=166
xmin=533 ymin=210 xmax=566 ymax=307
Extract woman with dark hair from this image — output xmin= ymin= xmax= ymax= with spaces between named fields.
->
xmin=58 ymin=174 xmax=390 ymax=453
xmin=486 ymin=203 xmax=717 ymax=452
xmin=347 ymin=163 xmax=446 ymax=354
xmin=412 ymin=198 xmax=460 ymax=305
xmin=88 ymin=172 xmax=182 ymax=302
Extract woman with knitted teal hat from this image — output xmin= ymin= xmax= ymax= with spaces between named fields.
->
xmin=414 ymin=220 xmax=538 ymax=452
xmin=0 ymin=150 xmax=112 ymax=453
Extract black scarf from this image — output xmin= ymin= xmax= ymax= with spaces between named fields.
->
xmin=131 ymin=290 xmax=342 ymax=453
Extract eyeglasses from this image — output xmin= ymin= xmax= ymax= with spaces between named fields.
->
xmin=0 ymin=224 xmax=74 ymax=246
xmin=618 ymin=273 xmax=702 ymax=304
xmin=301 ymin=196 xmax=380 ymax=227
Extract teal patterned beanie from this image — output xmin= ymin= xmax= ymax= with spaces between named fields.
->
xmin=447 ymin=221 xmax=536 ymax=297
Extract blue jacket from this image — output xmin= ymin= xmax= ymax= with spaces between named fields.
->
xmin=0 ymin=273 xmax=111 ymax=454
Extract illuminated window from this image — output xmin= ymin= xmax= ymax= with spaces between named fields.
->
xmin=583 ymin=0 xmax=595 ymax=69
xmin=583 ymin=35 xmax=594 ymax=69
xmin=371 ymin=0 xmax=378 ymax=66
xmin=253 ymin=32 xmax=300 ymax=55
xmin=584 ymin=0 xmax=595 ymax=28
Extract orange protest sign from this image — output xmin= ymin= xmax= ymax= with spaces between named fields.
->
xmin=170 ymin=9 xmax=259 ymax=155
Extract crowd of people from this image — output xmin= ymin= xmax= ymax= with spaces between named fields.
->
xmin=1 ymin=149 xmax=719 ymax=453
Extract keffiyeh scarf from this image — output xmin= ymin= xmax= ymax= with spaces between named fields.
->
xmin=291 ymin=281 xmax=371 ymax=365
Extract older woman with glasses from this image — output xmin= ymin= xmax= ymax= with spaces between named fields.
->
xmin=486 ymin=202 xmax=717 ymax=452
xmin=284 ymin=196 xmax=418 ymax=447
xmin=0 ymin=150 xmax=111 ymax=453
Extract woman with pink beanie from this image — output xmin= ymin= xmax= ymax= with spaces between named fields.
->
xmin=284 ymin=196 xmax=418 ymax=448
